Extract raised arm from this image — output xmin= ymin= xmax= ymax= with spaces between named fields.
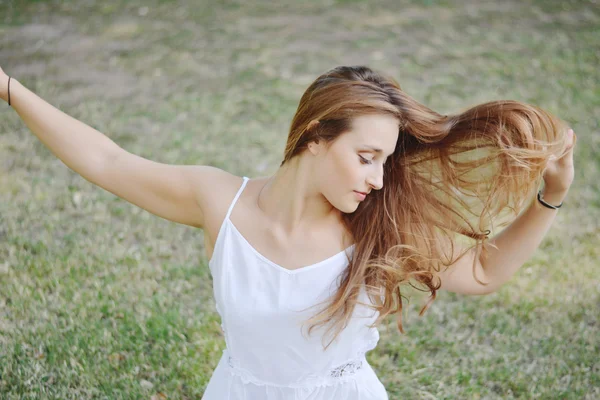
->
xmin=437 ymin=130 xmax=576 ymax=295
xmin=437 ymin=188 xmax=570 ymax=295
xmin=0 ymin=68 xmax=223 ymax=228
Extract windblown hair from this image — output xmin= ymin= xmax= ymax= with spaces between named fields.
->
xmin=281 ymin=66 xmax=570 ymax=350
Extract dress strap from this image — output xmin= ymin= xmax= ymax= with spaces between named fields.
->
xmin=225 ymin=176 xmax=249 ymax=221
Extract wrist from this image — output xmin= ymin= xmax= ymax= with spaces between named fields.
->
xmin=539 ymin=189 xmax=568 ymax=206
xmin=3 ymin=76 xmax=19 ymax=106
xmin=0 ymin=75 xmax=8 ymax=103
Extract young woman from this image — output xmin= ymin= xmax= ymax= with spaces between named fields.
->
xmin=0 ymin=65 xmax=576 ymax=399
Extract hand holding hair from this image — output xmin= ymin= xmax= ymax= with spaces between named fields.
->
xmin=540 ymin=128 xmax=576 ymax=203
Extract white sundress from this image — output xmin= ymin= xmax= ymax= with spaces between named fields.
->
xmin=202 ymin=176 xmax=389 ymax=400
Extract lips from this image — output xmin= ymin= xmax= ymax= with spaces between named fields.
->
xmin=354 ymin=191 xmax=367 ymax=201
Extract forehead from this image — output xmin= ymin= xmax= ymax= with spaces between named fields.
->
xmin=339 ymin=114 xmax=399 ymax=155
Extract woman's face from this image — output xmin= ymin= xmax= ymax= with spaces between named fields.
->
xmin=311 ymin=113 xmax=399 ymax=213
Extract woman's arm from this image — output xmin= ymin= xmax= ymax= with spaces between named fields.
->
xmin=438 ymin=130 xmax=576 ymax=295
xmin=438 ymin=189 xmax=569 ymax=295
xmin=1 ymin=71 xmax=120 ymax=181
xmin=0 ymin=69 xmax=225 ymax=228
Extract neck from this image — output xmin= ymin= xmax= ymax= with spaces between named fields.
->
xmin=258 ymin=156 xmax=341 ymax=235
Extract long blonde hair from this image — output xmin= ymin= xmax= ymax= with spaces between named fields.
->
xmin=281 ymin=66 xmax=570 ymax=349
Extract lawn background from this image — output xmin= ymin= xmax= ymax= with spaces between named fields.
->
xmin=0 ymin=0 xmax=598 ymax=399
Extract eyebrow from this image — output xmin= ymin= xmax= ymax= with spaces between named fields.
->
xmin=361 ymin=145 xmax=392 ymax=156
xmin=361 ymin=145 xmax=383 ymax=153
xmin=364 ymin=145 xmax=383 ymax=153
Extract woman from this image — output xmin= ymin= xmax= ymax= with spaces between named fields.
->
xmin=0 ymin=65 xmax=576 ymax=399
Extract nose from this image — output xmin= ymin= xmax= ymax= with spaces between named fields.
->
xmin=366 ymin=164 xmax=384 ymax=191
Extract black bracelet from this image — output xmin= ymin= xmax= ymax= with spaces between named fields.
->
xmin=537 ymin=190 xmax=563 ymax=210
xmin=7 ymin=76 xmax=11 ymax=106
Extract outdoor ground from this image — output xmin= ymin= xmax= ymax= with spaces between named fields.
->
xmin=0 ymin=0 xmax=599 ymax=399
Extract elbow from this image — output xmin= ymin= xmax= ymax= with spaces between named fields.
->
xmin=85 ymin=146 xmax=123 ymax=187
xmin=471 ymin=277 xmax=505 ymax=296
xmin=462 ymin=272 xmax=504 ymax=296
xmin=473 ymin=285 xmax=499 ymax=296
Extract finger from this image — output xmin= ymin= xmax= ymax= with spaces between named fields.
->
xmin=557 ymin=143 xmax=575 ymax=167
xmin=565 ymin=129 xmax=575 ymax=146
xmin=558 ymin=129 xmax=576 ymax=156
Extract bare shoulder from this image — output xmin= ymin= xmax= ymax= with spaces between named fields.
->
xmin=189 ymin=167 xmax=245 ymax=243
xmin=189 ymin=166 xmax=244 ymax=217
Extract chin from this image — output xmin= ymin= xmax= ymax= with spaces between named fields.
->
xmin=327 ymin=193 xmax=361 ymax=214
xmin=340 ymin=201 xmax=360 ymax=214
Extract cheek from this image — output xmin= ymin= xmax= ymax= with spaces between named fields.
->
xmin=319 ymin=151 xmax=362 ymax=197
xmin=336 ymin=153 xmax=363 ymax=184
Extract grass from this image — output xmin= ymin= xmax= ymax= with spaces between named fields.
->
xmin=1 ymin=0 xmax=599 ymax=398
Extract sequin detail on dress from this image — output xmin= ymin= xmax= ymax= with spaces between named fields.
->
xmin=224 ymin=350 xmax=370 ymax=389
xmin=329 ymin=359 xmax=363 ymax=378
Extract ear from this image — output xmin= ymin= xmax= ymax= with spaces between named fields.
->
xmin=307 ymin=140 xmax=320 ymax=156
xmin=306 ymin=120 xmax=321 ymax=155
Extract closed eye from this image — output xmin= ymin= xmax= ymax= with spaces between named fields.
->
xmin=359 ymin=155 xmax=372 ymax=165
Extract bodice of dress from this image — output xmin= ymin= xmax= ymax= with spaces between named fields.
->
xmin=206 ymin=176 xmax=384 ymax=393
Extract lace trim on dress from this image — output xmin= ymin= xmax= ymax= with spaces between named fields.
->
xmin=223 ymin=335 xmax=379 ymax=388
xmin=328 ymin=359 xmax=363 ymax=378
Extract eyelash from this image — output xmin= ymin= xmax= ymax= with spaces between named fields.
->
xmin=359 ymin=154 xmax=390 ymax=167
xmin=359 ymin=155 xmax=372 ymax=165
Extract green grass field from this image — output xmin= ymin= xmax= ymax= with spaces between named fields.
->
xmin=1 ymin=0 xmax=598 ymax=398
